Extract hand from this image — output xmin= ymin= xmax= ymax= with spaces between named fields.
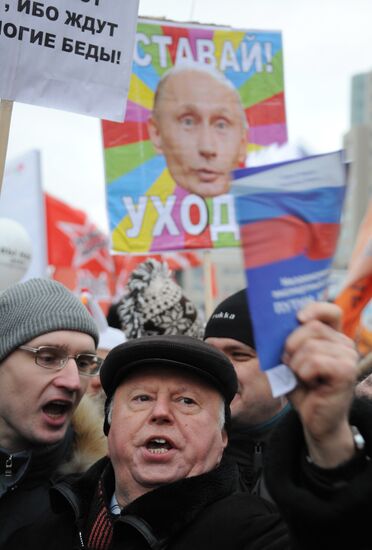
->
xmin=283 ymin=302 xmax=359 ymax=468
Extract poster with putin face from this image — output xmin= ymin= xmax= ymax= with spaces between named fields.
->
xmin=102 ymin=18 xmax=287 ymax=253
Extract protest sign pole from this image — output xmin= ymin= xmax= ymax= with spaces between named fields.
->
xmin=203 ymin=250 xmax=214 ymax=318
xmin=0 ymin=99 xmax=13 ymax=194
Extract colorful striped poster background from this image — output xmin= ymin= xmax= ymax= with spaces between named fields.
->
xmin=102 ymin=19 xmax=287 ymax=253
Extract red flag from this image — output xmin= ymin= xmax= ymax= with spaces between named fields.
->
xmin=45 ymin=193 xmax=116 ymax=312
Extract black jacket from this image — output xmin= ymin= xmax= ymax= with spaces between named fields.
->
xmin=226 ymin=404 xmax=291 ymax=501
xmin=0 ymin=430 xmax=72 ymax=549
xmin=0 ymin=396 xmax=107 ymax=550
xmin=11 ymin=456 xmax=289 ymax=550
xmin=265 ymin=398 xmax=372 ymax=550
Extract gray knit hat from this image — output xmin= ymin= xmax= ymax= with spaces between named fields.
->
xmin=0 ymin=278 xmax=99 ymax=362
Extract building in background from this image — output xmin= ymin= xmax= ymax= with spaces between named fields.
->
xmin=334 ymin=69 xmax=372 ymax=270
xmin=351 ymin=72 xmax=372 ymax=127
xmin=179 ymin=247 xmax=246 ymax=311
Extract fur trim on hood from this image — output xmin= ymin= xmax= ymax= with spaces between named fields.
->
xmin=58 ymin=394 xmax=107 ymax=475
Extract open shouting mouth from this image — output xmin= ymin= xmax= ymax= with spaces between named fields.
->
xmin=145 ymin=437 xmax=174 ymax=455
xmin=42 ymin=400 xmax=72 ymax=422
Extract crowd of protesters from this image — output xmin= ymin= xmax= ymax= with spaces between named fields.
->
xmin=1 ymin=260 xmax=371 ymax=549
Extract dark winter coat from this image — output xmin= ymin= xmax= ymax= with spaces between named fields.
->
xmin=0 ymin=429 xmax=72 ymax=548
xmin=225 ymin=404 xmax=291 ymax=501
xmin=10 ymin=456 xmax=289 ymax=550
xmin=265 ymin=398 xmax=372 ymax=550
xmin=0 ymin=395 xmax=107 ymax=550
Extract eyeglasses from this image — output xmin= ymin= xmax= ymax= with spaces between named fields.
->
xmin=18 ymin=345 xmax=103 ymax=377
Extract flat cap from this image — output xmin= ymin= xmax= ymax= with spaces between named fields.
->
xmin=100 ymin=334 xmax=237 ymax=404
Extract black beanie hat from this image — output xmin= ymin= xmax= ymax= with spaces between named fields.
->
xmin=101 ymin=334 xmax=238 ymax=435
xmin=204 ymin=288 xmax=255 ymax=349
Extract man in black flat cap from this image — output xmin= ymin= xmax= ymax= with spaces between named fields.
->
xmin=14 ymin=335 xmax=289 ymax=550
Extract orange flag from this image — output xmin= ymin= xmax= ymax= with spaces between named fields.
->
xmin=335 ymin=200 xmax=372 ymax=343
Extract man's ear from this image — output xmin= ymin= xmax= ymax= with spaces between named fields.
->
xmin=216 ymin=429 xmax=229 ymax=466
xmin=222 ymin=428 xmax=228 ymax=450
xmin=147 ymin=116 xmax=164 ymax=155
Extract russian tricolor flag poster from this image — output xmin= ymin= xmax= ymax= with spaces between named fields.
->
xmin=232 ymin=151 xmax=347 ymax=396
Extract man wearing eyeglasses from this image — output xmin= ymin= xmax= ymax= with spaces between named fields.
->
xmin=0 ymin=277 xmax=101 ymax=548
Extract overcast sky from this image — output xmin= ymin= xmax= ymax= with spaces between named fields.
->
xmin=5 ymin=0 xmax=372 ymax=231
